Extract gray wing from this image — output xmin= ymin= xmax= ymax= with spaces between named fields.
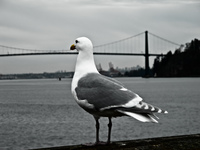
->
xmin=75 ymin=73 xmax=138 ymax=110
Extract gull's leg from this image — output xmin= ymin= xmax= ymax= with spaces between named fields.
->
xmin=84 ymin=116 xmax=111 ymax=146
xmin=107 ymin=117 xmax=112 ymax=144
xmin=82 ymin=117 xmax=101 ymax=146
xmin=94 ymin=117 xmax=100 ymax=144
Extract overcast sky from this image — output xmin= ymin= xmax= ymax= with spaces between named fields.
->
xmin=0 ymin=0 xmax=200 ymax=74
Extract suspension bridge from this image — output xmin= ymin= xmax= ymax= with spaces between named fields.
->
xmin=0 ymin=31 xmax=181 ymax=77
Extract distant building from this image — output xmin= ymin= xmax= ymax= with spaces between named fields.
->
xmin=96 ymin=63 xmax=103 ymax=71
xmin=108 ymin=62 xmax=122 ymax=77
xmin=97 ymin=62 xmax=142 ymax=77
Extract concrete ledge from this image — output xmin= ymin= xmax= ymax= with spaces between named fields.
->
xmin=32 ymin=133 xmax=200 ymax=150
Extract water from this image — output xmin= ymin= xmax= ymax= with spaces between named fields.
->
xmin=0 ymin=78 xmax=200 ymax=150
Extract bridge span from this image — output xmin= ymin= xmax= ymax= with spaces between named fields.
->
xmin=0 ymin=31 xmax=180 ymax=77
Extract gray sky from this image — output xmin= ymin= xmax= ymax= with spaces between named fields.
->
xmin=0 ymin=0 xmax=200 ymax=74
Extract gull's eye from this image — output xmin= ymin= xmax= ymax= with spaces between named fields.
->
xmin=75 ymin=40 xmax=79 ymax=44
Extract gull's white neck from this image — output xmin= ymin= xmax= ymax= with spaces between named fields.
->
xmin=71 ymin=49 xmax=99 ymax=92
xmin=75 ymin=49 xmax=99 ymax=74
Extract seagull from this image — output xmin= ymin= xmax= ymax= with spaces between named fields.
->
xmin=70 ymin=37 xmax=168 ymax=145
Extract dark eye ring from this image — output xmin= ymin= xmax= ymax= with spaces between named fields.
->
xmin=75 ymin=40 xmax=79 ymax=43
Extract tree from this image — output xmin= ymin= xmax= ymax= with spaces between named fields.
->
xmin=152 ymin=39 xmax=200 ymax=77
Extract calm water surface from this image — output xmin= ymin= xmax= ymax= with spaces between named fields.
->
xmin=0 ymin=78 xmax=200 ymax=150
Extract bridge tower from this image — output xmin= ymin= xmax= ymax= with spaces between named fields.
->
xmin=145 ymin=30 xmax=150 ymax=77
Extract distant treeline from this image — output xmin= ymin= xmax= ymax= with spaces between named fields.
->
xmin=153 ymin=38 xmax=200 ymax=77
xmin=0 ymin=71 xmax=74 ymax=80
xmin=124 ymin=38 xmax=200 ymax=77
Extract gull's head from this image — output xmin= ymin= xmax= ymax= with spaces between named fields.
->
xmin=70 ymin=37 xmax=93 ymax=52
xmin=70 ymin=37 xmax=98 ymax=74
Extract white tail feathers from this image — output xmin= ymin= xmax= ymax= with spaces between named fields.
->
xmin=137 ymin=102 xmax=168 ymax=114
xmin=151 ymin=113 xmax=159 ymax=120
xmin=164 ymin=110 xmax=168 ymax=114
xmin=118 ymin=110 xmax=158 ymax=123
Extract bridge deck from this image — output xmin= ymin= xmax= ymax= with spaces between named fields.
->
xmin=0 ymin=52 xmax=165 ymax=57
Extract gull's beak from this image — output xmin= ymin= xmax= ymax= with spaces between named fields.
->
xmin=70 ymin=44 xmax=76 ymax=50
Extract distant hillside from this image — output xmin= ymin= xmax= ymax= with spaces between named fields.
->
xmin=153 ymin=39 xmax=200 ymax=77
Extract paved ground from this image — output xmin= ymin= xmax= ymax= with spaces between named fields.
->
xmin=32 ymin=134 xmax=200 ymax=150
